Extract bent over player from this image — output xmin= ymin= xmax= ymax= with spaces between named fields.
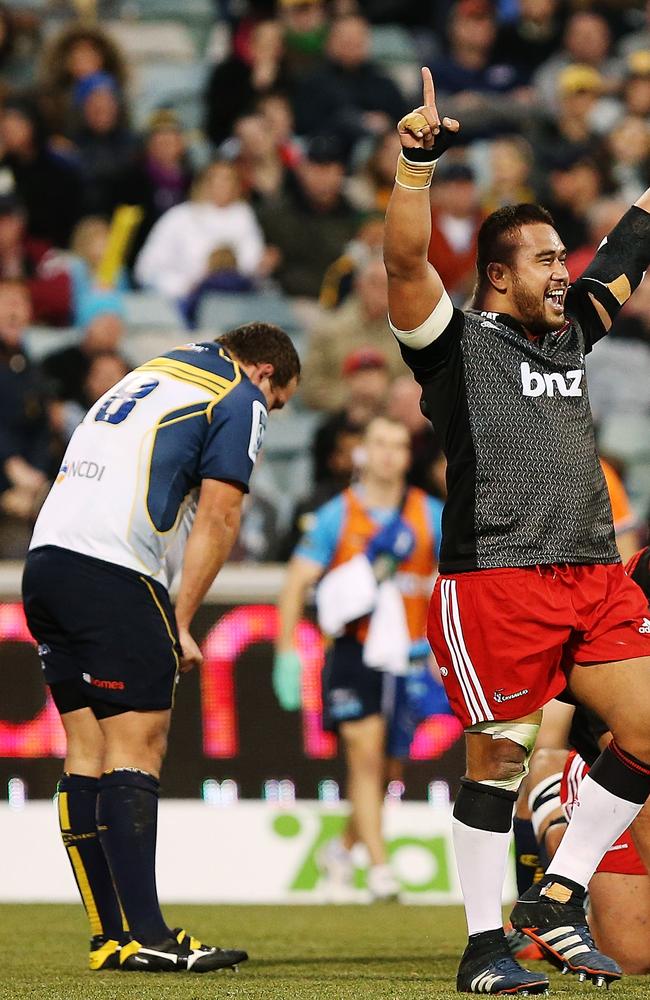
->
xmin=384 ymin=68 xmax=650 ymax=994
xmin=22 ymin=324 xmax=299 ymax=972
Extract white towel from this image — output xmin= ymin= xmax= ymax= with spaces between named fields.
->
xmin=363 ymin=580 xmax=411 ymax=676
xmin=316 ymin=553 xmax=377 ymax=636
xmin=316 ymin=554 xmax=411 ymax=675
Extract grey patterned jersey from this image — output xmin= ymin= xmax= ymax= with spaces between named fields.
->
xmin=399 ymin=280 xmax=619 ymax=573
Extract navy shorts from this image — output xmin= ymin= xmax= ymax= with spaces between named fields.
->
xmin=22 ymin=545 xmax=181 ymax=714
xmin=322 ymin=636 xmax=423 ymax=758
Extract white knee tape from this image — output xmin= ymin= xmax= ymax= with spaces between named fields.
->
xmin=466 ymin=721 xmax=540 ymax=793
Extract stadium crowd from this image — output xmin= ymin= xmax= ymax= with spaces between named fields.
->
xmin=1 ymin=0 xmax=649 ymax=560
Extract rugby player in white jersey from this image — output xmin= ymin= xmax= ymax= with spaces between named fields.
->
xmin=23 ymin=323 xmax=299 ymax=972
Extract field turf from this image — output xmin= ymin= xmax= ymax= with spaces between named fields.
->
xmin=1 ymin=904 xmax=646 ymax=999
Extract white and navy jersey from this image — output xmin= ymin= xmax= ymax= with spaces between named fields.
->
xmin=30 ymin=343 xmax=267 ymax=588
xmin=399 ymin=280 xmax=619 ymax=573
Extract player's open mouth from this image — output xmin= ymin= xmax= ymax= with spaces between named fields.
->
xmin=545 ymin=288 xmax=565 ymax=314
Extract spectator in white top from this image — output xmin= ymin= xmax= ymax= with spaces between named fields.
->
xmin=134 ymin=160 xmax=265 ymax=301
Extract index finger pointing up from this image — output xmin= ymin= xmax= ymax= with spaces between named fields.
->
xmin=422 ymin=66 xmax=436 ymax=108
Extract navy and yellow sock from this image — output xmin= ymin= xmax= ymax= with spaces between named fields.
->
xmin=97 ymin=768 xmax=171 ymax=946
xmin=57 ymin=773 xmax=128 ymax=955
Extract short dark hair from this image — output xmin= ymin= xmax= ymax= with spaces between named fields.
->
xmin=476 ymin=203 xmax=556 ymax=287
xmin=216 ymin=322 xmax=301 ymax=388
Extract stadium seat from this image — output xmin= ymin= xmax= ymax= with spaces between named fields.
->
xmin=24 ymin=326 xmax=80 ymax=362
xmin=123 ymin=291 xmax=182 ymax=331
xmin=370 ymin=24 xmax=418 ymax=64
xmin=104 ymin=20 xmax=197 ymax=64
xmin=130 ymin=62 xmax=209 ymax=130
xmin=252 ymin=407 xmax=320 ymax=522
xmin=196 ymin=292 xmax=305 ymax=339
xmin=126 ymin=329 xmax=187 ymax=367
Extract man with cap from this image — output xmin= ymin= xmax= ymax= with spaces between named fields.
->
xmin=428 ymin=162 xmax=483 ymax=304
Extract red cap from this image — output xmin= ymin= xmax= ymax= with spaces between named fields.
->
xmin=342 ymin=347 xmax=387 ymax=376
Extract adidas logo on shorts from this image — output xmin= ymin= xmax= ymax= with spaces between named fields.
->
xmin=640 ymin=618 xmax=650 ymax=634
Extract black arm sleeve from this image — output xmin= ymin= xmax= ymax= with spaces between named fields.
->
xmin=397 ymin=307 xmax=465 ymax=385
xmin=567 ymin=205 xmax=650 ymax=352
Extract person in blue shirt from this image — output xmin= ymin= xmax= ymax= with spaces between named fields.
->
xmin=275 ymin=415 xmax=446 ymax=900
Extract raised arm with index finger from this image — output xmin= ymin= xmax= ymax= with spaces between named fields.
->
xmin=383 ymin=67 xmax=460 ymax=338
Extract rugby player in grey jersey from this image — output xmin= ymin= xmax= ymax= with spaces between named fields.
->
xmin=383 ymin=67 xmax=650 ymax=995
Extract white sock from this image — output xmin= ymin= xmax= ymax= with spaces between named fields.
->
xmin=452 ymin=817 xmax=511 ymax=935
xmin=547 ymin=773 xmax=643 ymax=888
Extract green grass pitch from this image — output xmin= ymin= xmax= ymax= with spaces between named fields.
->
xmin=1 ymin=904 xmax=646 ymax=998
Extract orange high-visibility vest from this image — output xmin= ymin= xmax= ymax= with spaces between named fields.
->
xmin=330 ymin=486 xmax=437 ymax=643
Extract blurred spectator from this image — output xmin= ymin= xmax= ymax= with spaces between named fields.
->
xmin=493 ymin=0 xmax=565 ymax=83
xmin=0 ymin=171 xmax=71 ymax=325
xmin=65 ymin=216 xmax=128 ymax=327
xmin=428 ymin=163 xmax=483 ymax=304
xmin=300 ymin=256 xmax=405 ymax=411
xmin=319 ymin=214 xmax=384 ymax=309
xmin=386 ymin=375 xmax=446 ymax=498
xmin=291 ymin=14 xmax=406 ymax=149
xmin=204 ymin=19 xmax=289 ymax=148
xmin=542 ymin=156 xmax=603 ymax=252
xmin=565 ymin=197 xmax=627 ymax=281
xmin=481 ymin=136 xmax=536 ymax=214
xmin=256 ymin=91 xmax=302 ymax=168
xmin=619 ymin=2 xmax=650 ymax=58
xmin=230 ymin=112 xmax=289 ymax=203
xmin=49 ymin=348 xmax=131 ymax=448
xmin=39 ymin=22 xmax=129 ymax=134
xmin=0 ymin=279 xmax=50 ymax=556
xmin=181 ymin=247 xmax=256 ymax=328
xmin=432 ymin=0 xmax=522 ymax=102
xmin=41 ymin=311 xmax=126 ymax=407
xmin=278 ymin=0 xmax=330 ymax=81
xmin=135 ymin=160 xmax=265 ymax=301
xmin=606 ymin=116 xmax=650 ymax=204
xmin=71 ymin=72 xmax=137 ymax=216
xmin=312 ymin=346 xmax=389 ymax=477
xmin=0 ymin=3 xmax=32 ymax=93
xmin=0 ymin=96 xmax=81 ymax=247
xmin=279 ymin=418 xmax=363 ymax=560
xmin=531 ymin=66 xmax=609 ymax=169
xmin=621 ymin=50 xmax=650 ymax=117
xmin=115 ymin=109 xmax=194 ymax=270
xmin=346 ymin=129 xmax=402 ymax=213
xmin=534 ymin=11 xmax=621 ymax=111
xmin=256 ymin=134 xmax=358 ymax=297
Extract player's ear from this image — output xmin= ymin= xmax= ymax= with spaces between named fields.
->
xmin=486 ymin=262 xmax=508 ymax=294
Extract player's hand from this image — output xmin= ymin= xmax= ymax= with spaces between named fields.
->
xmin=273 ymin=649 xmax=302 ymax=711
xmin=178 ymin=626 xmax=203 ymax=673
xmin=398 ymin=67 xmax=460 ymax=152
